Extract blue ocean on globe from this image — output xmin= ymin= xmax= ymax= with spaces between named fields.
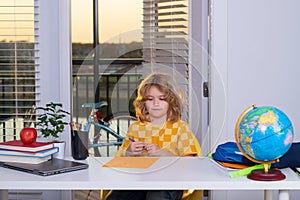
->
xmin=237 ymin=106 xmax=294 ymax=162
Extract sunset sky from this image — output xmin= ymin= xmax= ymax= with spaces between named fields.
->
xmin=71 ymin=0 xmax=143 ymax=43
xmin=0 ymin=0 xmax=143 ymax=43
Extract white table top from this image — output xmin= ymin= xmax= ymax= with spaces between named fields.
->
xmin=0 ymin=157 xmax=299 ymax=190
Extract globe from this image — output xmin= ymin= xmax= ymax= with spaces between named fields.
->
xmin=235 ymin=105 xmax=294 ymax=163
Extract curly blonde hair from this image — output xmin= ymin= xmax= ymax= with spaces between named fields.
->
xmin=134 ymin=72 xmax=184 ymax=123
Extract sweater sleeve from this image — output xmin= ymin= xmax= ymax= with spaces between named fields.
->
xmin=176 ymin=121 xmax=198 ymax=156
xmin=117 ymin=124 xmax=135 ymax=157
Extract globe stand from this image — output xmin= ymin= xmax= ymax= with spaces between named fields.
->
xmin=247 ymin=163 xmax=286 ymax=181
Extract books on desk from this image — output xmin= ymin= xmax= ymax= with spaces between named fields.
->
xmin=0 ymin=140 xmax=58 ymax=164
xmin=0 ymin=147 xmax=59 ymax=157
xmin=0 ymin=140 xmax=54 ymax=152
xmin=0 ymin=154 xmax=52 ymax=164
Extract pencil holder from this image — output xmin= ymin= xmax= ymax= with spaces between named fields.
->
xmin=71 ymin=130 xmax=89 ymax=160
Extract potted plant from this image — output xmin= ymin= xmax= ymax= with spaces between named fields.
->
xmin=36 ymin=102 xmax=70 ymax=141
xmin=36 ymin=102 xmax=70 ymax=158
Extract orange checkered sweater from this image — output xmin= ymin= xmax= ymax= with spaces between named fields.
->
xmin=120 ymin=120 xmax=198 ymax=156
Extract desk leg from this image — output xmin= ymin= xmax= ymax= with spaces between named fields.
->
xmin=0 ymin=190 xmax=8 ymax=200
xmin=278 ymin=190 xmax=289 ymax=200
xmin=264 ymin=190 xmax=273 ymax=200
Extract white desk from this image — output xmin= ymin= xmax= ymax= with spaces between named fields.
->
xmin=0 ymin=157 xmax=299 ymax=200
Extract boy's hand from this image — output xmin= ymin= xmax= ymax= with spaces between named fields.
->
xmin=144 ymin=143 xmax=175 ymax=157
xmin=144 ymin=144 xmax=160 ymax=154
xmin=128 ymin=141 xmax=146 ymax=155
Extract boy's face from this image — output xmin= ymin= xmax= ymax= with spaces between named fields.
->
xmin=145 ymin=86 xmax=169 ymax=124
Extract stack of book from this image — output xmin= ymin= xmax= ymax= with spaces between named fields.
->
xmin=0 ymin=140 xmax=58 ymax=164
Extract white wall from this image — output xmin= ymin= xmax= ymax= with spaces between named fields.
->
xmin=210 ymin=0 xmax=300 ymax=150
xmin=210 ymin=0 xmax=300 ymax=199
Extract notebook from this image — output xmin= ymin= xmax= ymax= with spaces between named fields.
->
xmin=0 ymin=158 xmax=89 ymax=176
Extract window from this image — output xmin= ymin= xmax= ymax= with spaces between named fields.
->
xmin=0 ymin=0 xmax=38 ymax=141
xmin=72 ymin=0 xmax=143 ymax=120
xmin=71 ymin=0 xmax=191 ymax=121
xmin=142 ymin=0 xmax=189 ymax=120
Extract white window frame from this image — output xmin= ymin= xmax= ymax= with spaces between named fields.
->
xmin=38 ymin=3 xmax=73 ymax=199
xmin=189 ymin=0 xmax=209 ymax=154
xmin=38 ymin=0 xmax=72 ymax=155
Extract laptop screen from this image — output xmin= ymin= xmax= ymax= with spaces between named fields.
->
xmin=0 ymin=158 xmax=89 ymax=176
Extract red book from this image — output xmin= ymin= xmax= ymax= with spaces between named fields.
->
xmin=0 ymin=140 xmax=54 ymax=152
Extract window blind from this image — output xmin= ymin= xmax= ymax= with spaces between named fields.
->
xmin=0 ymin=0 xmax=39 ymax=141
xmin=142 ymin=0 xmax=189 ymax=120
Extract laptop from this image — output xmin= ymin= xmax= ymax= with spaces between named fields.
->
xmin=0 ymin=158 xmax=89 ymax=176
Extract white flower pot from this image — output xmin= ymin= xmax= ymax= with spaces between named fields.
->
xmin=52 ymin=141 xmax=66 ymax=159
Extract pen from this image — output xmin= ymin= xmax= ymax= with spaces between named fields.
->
xmin=128 ymin=138 xmax=135 ymax=142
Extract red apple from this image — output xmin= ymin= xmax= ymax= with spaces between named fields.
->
xmin=20 ymin=127 xmax=37 ymax=144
